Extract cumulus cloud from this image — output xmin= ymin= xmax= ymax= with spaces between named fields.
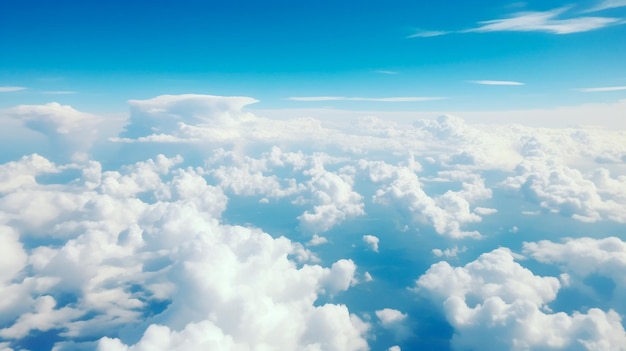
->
xmin=375 ymin=308 xmax=411 ymax=340
xmin=362 ymin=235 xmax=380 ymax=252
xmin=366 ymin=159 xmax=491 ymax=238
xmin=3 ymin=93 xmax=626 ymax=350
xmin=524 ymin=236 xmax=626 ymax=310
xmin=0 ymin=153 xmax=368 ymax=350
xmin=297 ymin=159 xmax=365 ymax=233
xmin=3 ymin=102 xmax=124 ymax=160
xmin=416 ymin=248 xmax=626 ymax=350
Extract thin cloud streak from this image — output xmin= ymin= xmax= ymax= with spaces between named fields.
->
xmin=287 ymin=96 xmax=446 ymax=102
xmin=576 ymin=86 xmax=626 ymax=92
xmin=585 ymin=0 xmax=626 ymax=12
xmin=469 ymin=80 xmax=525 ymax=86
xmin=409 ymin=7 xmax=622 ymax=37
xmin=41 ymin=91 xmax=78 ymax=95
xmin=0 ymin=86 xmax=27 ymax=92
xmin=407 ymin=30 xmax=450 ymax=38
xmin=374 ymin=70 xmax=400 ymax=75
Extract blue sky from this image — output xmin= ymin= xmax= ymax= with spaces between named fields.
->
xmin=1 ymin=0 xmax=625 ymax=112
xmin=2 ymin=2 xmax=626 ymax=351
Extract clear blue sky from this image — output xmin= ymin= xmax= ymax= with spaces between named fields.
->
xmin=1 ymin=0 xmax=625 ymax=111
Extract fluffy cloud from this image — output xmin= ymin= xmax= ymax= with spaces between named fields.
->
xmin=375 ymin=308 xmax=410 ymax=340
xmin=3 ymin=94 xmax=626 ymax=350
xmin=362 ymin=235 xmax=379 ymax=252
xmin=367 ymin=161 xmax=490 ymax=238
xmin=416 ymin=248 xmax=626 ymax=350
xmin=0 ymin=154 xmax=368 ymax=350
xmin=523 ymin=236 xmax=626 ymax=311
xmin=3 ymin=102 xmax=124 ymax=160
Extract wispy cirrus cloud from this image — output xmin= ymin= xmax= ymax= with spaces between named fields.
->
xmin=585 ymin=0 xmax=626 ymax=12
xmin=409 ymin=7 xmax=623 ymax=37
xmin=407 ymin=30 xmax=450 ymax=38
xmin=41 ymin=91 xmax=78 ymax=95
xmin=575 ymin=86 xmax=626 ymax=92
xmin=374 ymin=70 xmax=399 ymax=75
xmin=287 ymin=96 xmax=445 ymax=102
xmin=468 ymin=80 xmax=525 ymax=86
xmin=0 ymin=86 xmax=27 ymax=92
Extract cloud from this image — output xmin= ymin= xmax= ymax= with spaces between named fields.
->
xmin=362 ymin=235 xmax=380 ymax=252
xmin=0 ymin=87 xmax=26 ymax=92
xmin=41 ymin=91 xmax=78 ymax=95
xmin=307 ymin=234 xmax=329 ymax=246
xmin=523 ymin=236 xmax=626 ymax=310
xmin=416 ymin=248 xmax=626 ymax=350
xmin=466 ymin=7 xmax=622 ymax=34
xmin=468 ymin=80 xmax=524 ymax=86
xmin=432 ymin=246 xmax=466 ymax=258
xmin=0 ymin=153 xmax=369 ymax=350
xmin=287 ymin=96 xmax=445 ymax=102
xmin=375 ymin=308 xmax=411 ymax=341
xmin=576 ymin=86 xmax=626 ymax=92
xmin=407 ymin=30 xmax=450 ymax=38
xmin=374 ymin=70 xmax=399 ymax=75
xmin=4 ymin=93 xmax=626 ymax=349
xmin=410 ymin=7 xmax=622 ymax=37
xmin=3 ymin=102 xmax=125 ymax=161
xmin=586 ymin=0 xmax=626 ymax=12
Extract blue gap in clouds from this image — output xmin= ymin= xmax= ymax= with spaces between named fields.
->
xmin=11 ymin=329 xmax=64 ymax=351
xmin=314 ymin=211 xmax=454 ymax=351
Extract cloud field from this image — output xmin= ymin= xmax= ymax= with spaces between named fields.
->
xmin=1 ymin=94 xmax=626 ymax=350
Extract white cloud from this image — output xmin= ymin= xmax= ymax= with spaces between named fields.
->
xmin=466 ymin=7 xmax=622 ymax=34
xmin=307 ymin=234 xmax=329 ymax=246
xmin=375 ymin=308 xmax=407 ymax=326
xmin=4 ymin=93 xmax=626 ymax=349
xmin=523 ymin=236 xmax=626 ymax=310
xmin=375 ymin=308 xmax=411 ymax=340
xmin=432 ymin=246 xmax=466 ymax=258
xmin=297 ymin=159 xmax=365 ymax=233
xmin=576 ymin=86 xmax=626 ymax=92
xmin=0 ymin=153 xmax=369 ymax=350
xmin=287 ymin=96 xmax=445 ymax=102
xmin=366 ymin=158 xmax=491 ymax=238
xmin=374 ymin=70 xmax=399 ymax=75
xmin=474 ymin=207 xmax=497 ymax=215
xmin=411 ymin=7 xmax=622 ymax=37
xmin=586 ymin=0 xmax=626 ymax=12
xmin=0 ymin=87 xmax=26 ymax=92
xmin=416 ymin=248 xmax=626 ymax=350
xmin=3 ymin=102 xmax=125 ymax=160
xmin=362 ymin=235 xmax=380 ymax=252
xmin=468 ymin=80 xmax=524 ymax=86
xmin=41 ymin=91 xmax=78 ymax=95
xmin=407 ymin=30 xmax=450 ymax=38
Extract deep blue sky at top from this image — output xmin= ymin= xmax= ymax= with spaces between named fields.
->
xmin=1 ymin=0 xmax=625 ymax=111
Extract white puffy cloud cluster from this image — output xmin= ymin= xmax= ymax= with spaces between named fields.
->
xmin=416 ymin=248 xmax=626 ymax=351
xmin=3 ymin=102 xmax=125 ymax=161
xmin=3 ymin=94 xmax=626 ymax=350
xmin=363 ymin=160 xmax=492 ymax=238
xmin=362 ymin=235 xmax=380 ymax=252
xmin=524 ymin=236 xmax=626 ymax=311
xmin=0 ymin=154 xmax=369 ymax=350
